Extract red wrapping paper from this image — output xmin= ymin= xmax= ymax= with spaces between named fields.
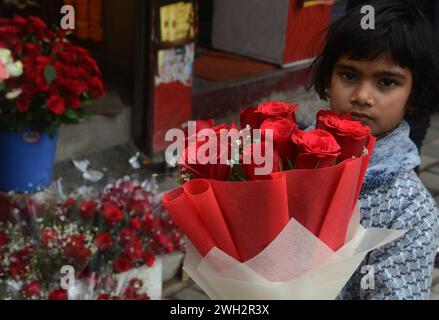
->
xmin=164 ymin=175 xmax=290 ymax=262
xmin=163 ymin=136 xmax=376 ymax=260
xmin=162 ymin=188 xmax=216 ymax=257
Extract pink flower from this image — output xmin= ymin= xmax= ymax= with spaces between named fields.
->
xmin=0 ymin=60 xmax=9 ymax=80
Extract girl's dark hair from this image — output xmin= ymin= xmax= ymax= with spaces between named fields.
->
xmin=308 ymin=0 xmax=439 ymax=118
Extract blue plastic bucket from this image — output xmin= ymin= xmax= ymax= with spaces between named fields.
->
xmin=0 ymin=129 xmax=58 ymax=193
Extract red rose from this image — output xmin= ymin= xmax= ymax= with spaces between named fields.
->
xmin=260 ymin=117 xmax=299 ymax=168
xmin=36 ymin=55 xmax=51 ymax=67
xmin=0 ymin=233 xmax=8 ymax=247
xmin=129 ymin=278 xmax=143 ymax=288
xmin=27 ymin=16 xmax=47 ymax=40
xmin=95 ymin=232 xmax=113 ymax=251
xmin=65 ymin=234 xmax=85 ymax=247
xmin=0 ymin=25 xmax=19 ymax=41
xmin=24 ymin=43 xmax=41 ymax=57
xmin=180 ymin=139 xmax=231 ymax=181
xmin=10 ymin=38 xmax=23 ymax=55
xmin=124 ymin=239 xmax=143 ymax=261
xmin=102 ymin=203 xmax=124 ymax=228
xmin=16 ymin=97 xmax=30 ymax=113
xmin=87 ymin=76 xmax=105 ymax=98
xmin=8 ymin=261 xmax=27 ymax=278
xmin=257 ymin=101 xmax=298 ymax=122
xmin=47 ymin=96 xmax=65 ymax=115
xmin=316 ymin=110 xmax=352 ymax=128
xmin=58 ymin=51 xmax=76 ymax=65
xmin=316 ymin=110 xmax=371 ymax=161
xmin=182 ymin=119 xmax=214 ymax=137
xmin=98 ymin=293 xmax=111 ymax=300
xmin=241 ymin=141 xmax=282 ymax=180
xmin=119 ymin=227 xmax=137 ymax=245
xmin=66 ymin=95 xmax=81 ymax=109
xmin=79 ymin=200 xmax=97 ymax=220
xmin=28 ymin=16 xmax=47 ymax=30
xmin=17 ymin=246 xmax=34 ymax=261
xmin=64 ymin=198 xmax=76 ymax=209
xmin=48 ymin=84 xmax=60 ymax=97
xmin=292 ymin=129 xmax=341 ymax=169
xmin=41 ymin=228 xmax=58 ymax=246
xmin=240 ymin=107 xmax=263 ymax=130
xmin=48 ymin=288 xmax=68 ymax=300
xmin=140 ymin=213 xmax=155 ymax=232
xmin=64 ymin=246 xmax=91 ymax=265
xmin=80 ymin=54 xmax=101 ymax=75
xmin=128 ymin=199 xmax=151 ymax=216
xmin=23 ymin=58 xmax=37 ymax=81
xmin=124 ymin=287 xmax=138 ymax=300
xmin=64 ymin=80 xmax=88 ymax=96
xmin=114 ymin=256 xmax=132 ymax=273
xmin=21 ymin=281 xmax=41 ymax=298
xmin=143 ymin=252 xmax=156 ymax=267
xmin=154 ymin=234 xmax=174 ymax=253
xmin=130 ymin=218 xmax=141 ymax=229
xmin=13 ymin=16 xmax=27 ymax=28
xmin=51 ymin=41 xmax=65 ymax=56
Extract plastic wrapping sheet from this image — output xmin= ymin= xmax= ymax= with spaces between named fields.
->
xmin=183 ymin=205 xmax=406 ymax=300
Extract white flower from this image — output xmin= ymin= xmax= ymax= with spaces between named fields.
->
xmin=6 ymin=88 xmax=22 ymax=100
xmin=0 ymin=48 xmax=12 ymax=64
xmin=7 ymin=61 xmax=23 ymax=78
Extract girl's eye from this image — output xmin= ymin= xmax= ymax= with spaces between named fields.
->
xmin=378 ymin=78 xmax=397 ymax=87
xmin=340 ymin=72 xmax=357 ymax=81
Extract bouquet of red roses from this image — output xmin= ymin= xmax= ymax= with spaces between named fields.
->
xmin=0 ymin=16 xmax=105 ymax=136
xmin=163 ymin=101 xmax=406 ymax=300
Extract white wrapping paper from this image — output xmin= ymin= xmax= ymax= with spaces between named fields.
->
xmin=183 ymin=206 xmax=406 ymax=300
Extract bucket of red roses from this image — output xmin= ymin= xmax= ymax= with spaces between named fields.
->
xmin=0 ymin=16 xmax=105 ymax=194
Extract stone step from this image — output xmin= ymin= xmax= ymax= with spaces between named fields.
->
xmin=55 ymin=106 xmax=131 ymax=163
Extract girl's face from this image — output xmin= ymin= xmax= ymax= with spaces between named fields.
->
xmin=328 ymin=54 xmax=413 ymax=138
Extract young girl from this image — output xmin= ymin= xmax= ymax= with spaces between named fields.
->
xmin=309 ymin=0 xmax=439 ymax=299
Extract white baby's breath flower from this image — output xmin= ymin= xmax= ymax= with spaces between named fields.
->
xmin=167 ymin=158 xmax=177 ymax=168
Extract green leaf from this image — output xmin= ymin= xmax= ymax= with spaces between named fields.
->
xmin=0 ymin=82 xmax=5 ymax=91
xmin=75 ymin=108 xmax=92 ymax=121
xmin=64 ymin=109 xmax=79 ymax=121
xmin=44 ymin=65 xmax=57 ymax=84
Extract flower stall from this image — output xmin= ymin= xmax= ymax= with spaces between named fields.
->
xmin=0 ymin=176 xmax=185 ymax=300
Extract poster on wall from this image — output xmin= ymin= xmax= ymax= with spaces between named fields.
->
xmin=152 ymin=43 xmax=194 ymax=152
xmin=159 ymin=1 xmax=195 ymax=44
xmin=156 ymin=43 xmax=194 ymax=86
